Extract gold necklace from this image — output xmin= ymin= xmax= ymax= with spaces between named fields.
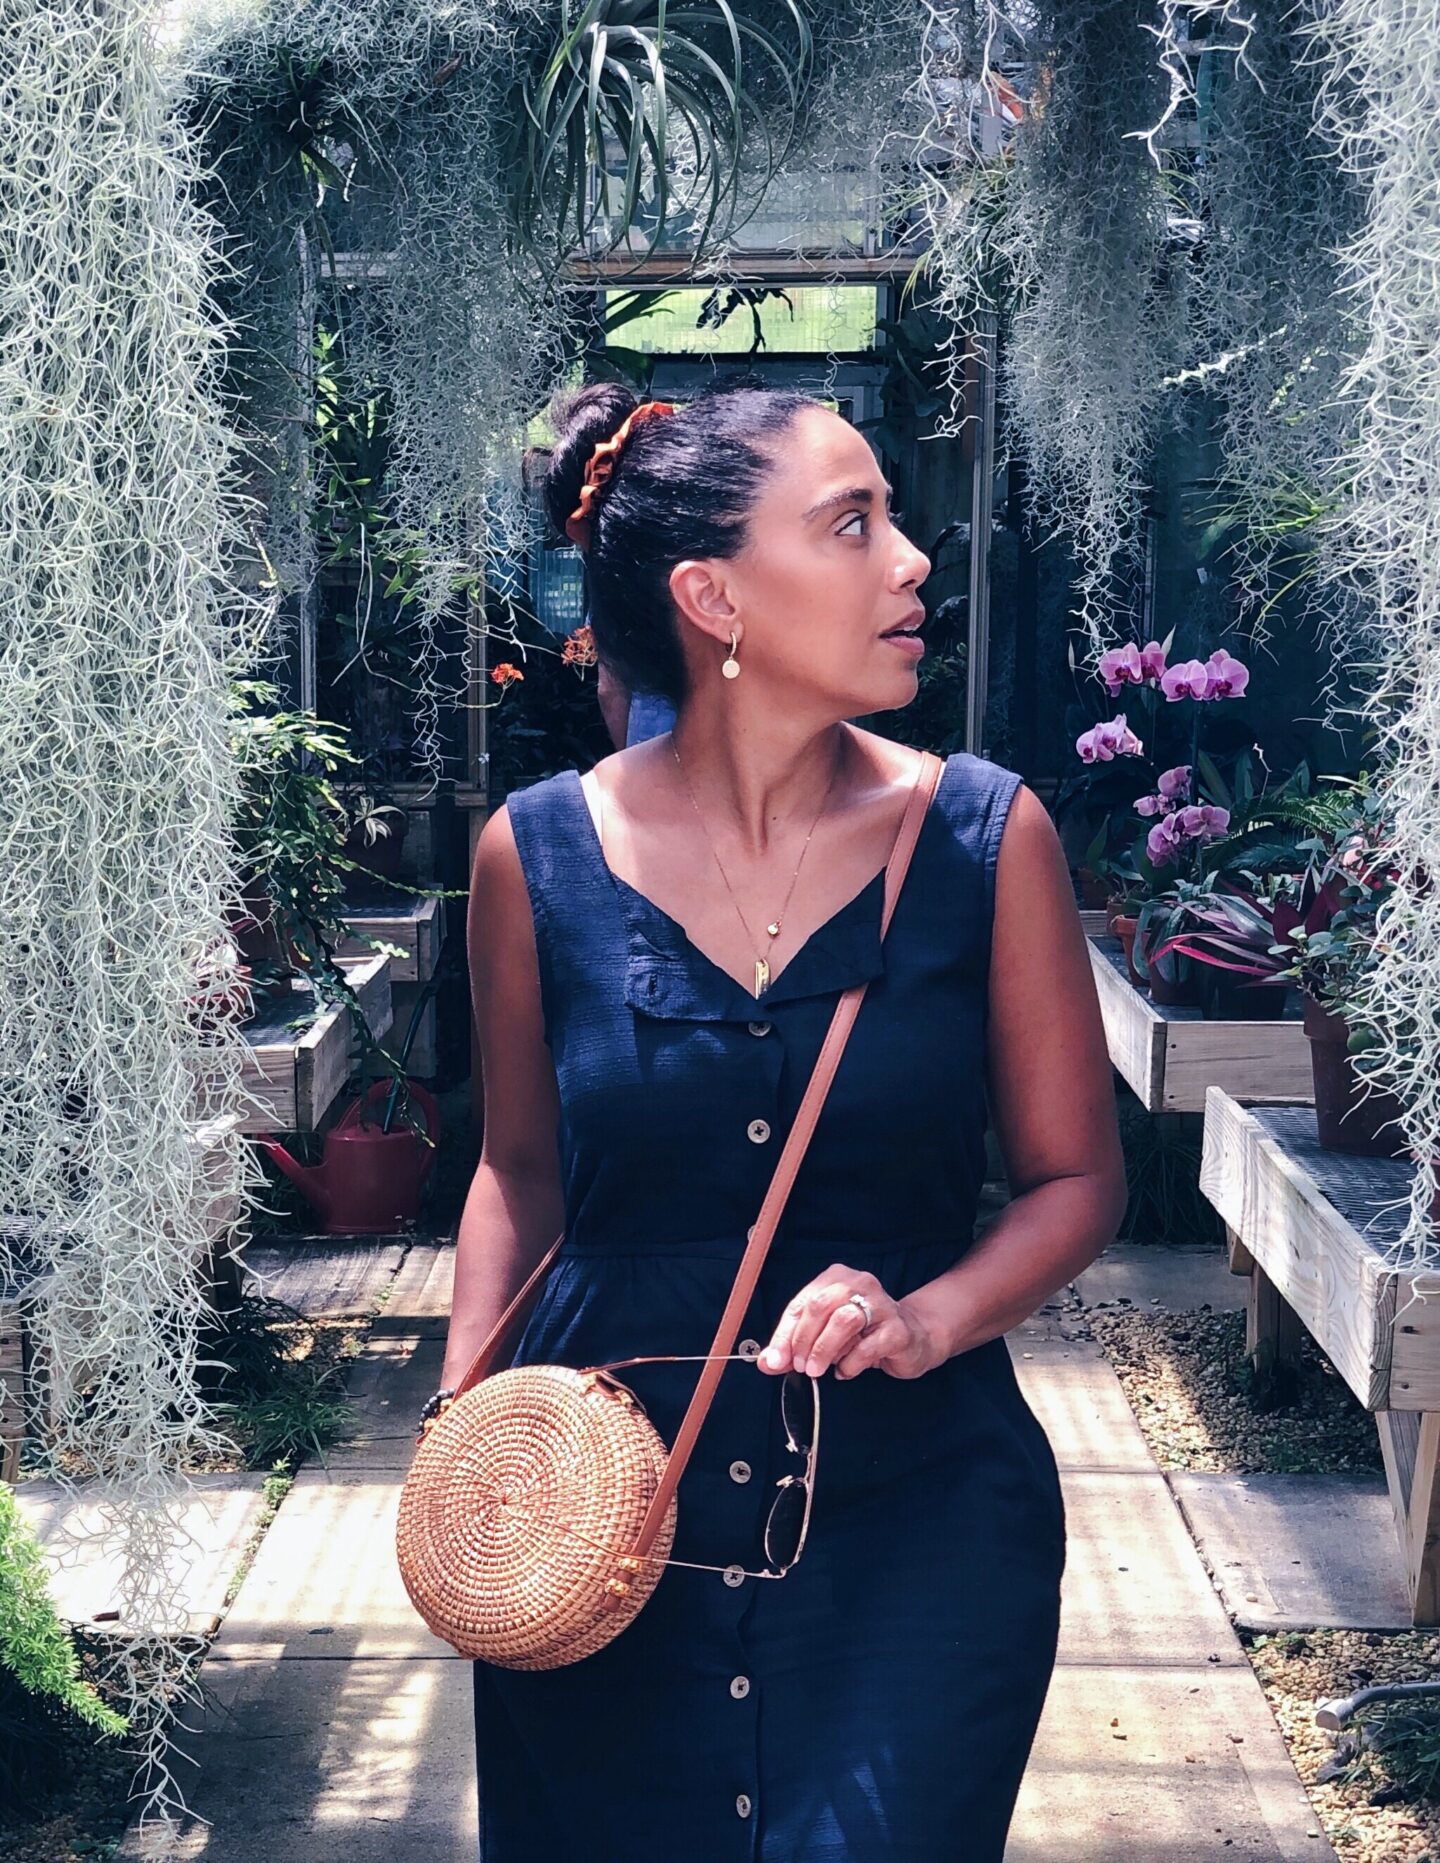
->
xmin=671 ymin=736 xmax=843 ymax=999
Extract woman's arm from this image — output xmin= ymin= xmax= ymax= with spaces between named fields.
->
xmin=439 ymin=805 xmax=566 ymax=1390
xmin=898 ymin=782 xmax=1127 ymax=1360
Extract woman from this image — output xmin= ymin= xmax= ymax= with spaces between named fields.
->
xmin=442 ymin=378 xmax=1126 ymax=1861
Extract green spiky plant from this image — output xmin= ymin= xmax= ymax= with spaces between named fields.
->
xmin=0 ymin=1486 xmax=128 ymax=1812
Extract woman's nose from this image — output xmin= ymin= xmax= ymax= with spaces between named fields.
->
xmin=899 ymin=539 xmax=931 ymax=589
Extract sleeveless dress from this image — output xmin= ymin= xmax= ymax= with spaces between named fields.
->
xmin=475 ymin=749 xmax=1066 ymax=1863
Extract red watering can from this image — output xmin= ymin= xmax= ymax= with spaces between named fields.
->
xmin=255 ymin=1078 xmax=441 ymax=1235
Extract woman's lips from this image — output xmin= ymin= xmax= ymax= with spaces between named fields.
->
xmin=881 ymin=611 xmax=926 ymax=656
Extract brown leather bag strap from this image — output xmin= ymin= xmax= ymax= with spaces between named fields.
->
xmin=619 ymin=748 xmax=944 ymax=1570
xmin=452 ymin=1224 xmax=568 ymax=1399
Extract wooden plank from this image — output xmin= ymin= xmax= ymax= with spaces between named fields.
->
xmin=1226 ymin=1221 xmax=1256 ymax=1278
xmin=0 ymin=1294 xmax=24 ymax=1483
xmin=334 ymin=895 xmax=444 ymax=985
xmin=1161 ymin=1019 xmax=1312 ymax=1115
xmin=1088 ymin=936 xmax=1311 ymax=1114
xmin=1199 ymin=1089 xmax=1396 ymax=1410
xmin=1389 ymin=1294 xmax=1440 ymax=1412
xmin=1377 ymin=1410 xmax=1440 ymax=1624
xmin=1245 ymin=1262 xmax=1303 ymax=1394
xmin=234 ymin=954 xmax=392 ymax=1136
xmin=1087 ymin=936 xmax=1165 ymax=1109
xmin=1077 ymin=908 xmax=1109 ymax=938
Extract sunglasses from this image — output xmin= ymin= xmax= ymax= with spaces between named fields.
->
xmin=496 ymin=1352 xmax=820 ymax=1585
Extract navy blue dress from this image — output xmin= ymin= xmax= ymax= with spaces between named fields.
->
xmin=475 ymin=750 xmax=1066 ymax=1862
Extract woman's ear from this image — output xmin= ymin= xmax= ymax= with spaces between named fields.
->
xmin=669 ymin=558 xmax=739 ymax=651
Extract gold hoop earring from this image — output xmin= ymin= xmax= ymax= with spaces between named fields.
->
xmin=722 ymin=631 xmax=741 ymax=680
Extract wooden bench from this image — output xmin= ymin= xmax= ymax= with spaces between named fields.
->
xmin=1200 ymin=1087 xmax=1440 ymax=1623
xmin=1088 ymin=934 xmax=1312 ymax=1114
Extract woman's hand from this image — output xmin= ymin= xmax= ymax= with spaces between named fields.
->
xmin=757 ymin=1265 xmax=950 ymax=1382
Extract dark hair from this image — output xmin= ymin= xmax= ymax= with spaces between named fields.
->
xmin=525 ymin=372 xmax=818 ymax=706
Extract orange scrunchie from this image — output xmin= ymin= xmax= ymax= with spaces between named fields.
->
xmin=564 ymin=401 xmax=676 ymax=552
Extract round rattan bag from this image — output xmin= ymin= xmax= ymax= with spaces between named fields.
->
xmin=396 ymin=1363 xmax=677 ymax=1670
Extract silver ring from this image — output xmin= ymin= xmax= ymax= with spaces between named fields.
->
xmin=844 ymin=1293 xmax=875 ymax=1333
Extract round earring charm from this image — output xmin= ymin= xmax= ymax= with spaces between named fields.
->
xmin=722 ymin=631 xmax=741 ymax=679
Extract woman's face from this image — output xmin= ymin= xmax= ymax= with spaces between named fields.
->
xmin=673 ymin=405 xmax=933 ymax=721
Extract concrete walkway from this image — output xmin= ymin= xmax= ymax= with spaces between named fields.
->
xmin=120 ymin=1243 xmax=1331 ymax=1860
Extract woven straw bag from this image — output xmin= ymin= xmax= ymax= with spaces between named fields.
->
xmin=396 ymin=752 xmax=942 ymax=1670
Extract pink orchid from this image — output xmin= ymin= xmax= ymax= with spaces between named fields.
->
xmin=1157 ymin=764 xmax=1192 ymax=800
xmin=1205 ymin=649 xmax=1249 ymax=699
xmin=1133 ymin=793 xmax=1168 ymax=818
xmin=1161 ymin=659 xmax=1217 ymax=702
xmin=1146 ymin=815 xmax=1185 ymax=866
xmin=1199 ymin=804 xmax=1231 ymax=835
xmin=1076 ymin=714 xmax=1144 ymax=763
xmin=1098 ymin=642 xmax=1144 ymax=697
xmin=1139 ymin=641 xmax=1168 ymax=683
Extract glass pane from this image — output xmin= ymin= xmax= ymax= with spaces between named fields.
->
xmin=607 ymin=285 xmax=877 ymax=357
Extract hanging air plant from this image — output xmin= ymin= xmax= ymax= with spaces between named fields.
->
xmin=998 ymin=0 xmax=1185 ymax=651
xmin=1305 ymin=0 xmax=1440 ymax=1262
xmin=515 ymin=0 xmax=813 ymax=266
xmin=0 ymin=0 xmax=273 ymax=1822
xmin=1183 ymin=0 xmax=1364 ymax=637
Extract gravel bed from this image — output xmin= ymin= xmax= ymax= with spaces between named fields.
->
xmin=1085 ymin=1306 xmax=1383 ymax=1475
xmin=1248 ymin=1628 xmax=1440 ymax=1862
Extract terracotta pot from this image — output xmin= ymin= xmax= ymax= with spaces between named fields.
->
xmin=1112 ymin=915 xmax=1144 ymax=989
xmin=1197 ymin=967 xmax=1291 ymax=1022
xmin=1303 ymin=999 xmax=1409 ymax=1157
xmin=1078 ymin=865 xmax=1111 ymax=911
xmin=1105 ymin=894 xmax=1128 ymax=935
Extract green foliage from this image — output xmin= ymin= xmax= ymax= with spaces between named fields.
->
xmin=0 ymin=1486 xmax=128 ymax=1741
xmin=515 ymin=1 xmax=813 ymax=266
xmin=201 ymin=1295 xmax=359 ymax=1470
xmin=1113 ymin=1096 xmax=1224 ymax=1246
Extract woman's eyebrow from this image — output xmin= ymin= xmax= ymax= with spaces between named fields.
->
xmin=800 ymin=482 xmax=894 ymax=524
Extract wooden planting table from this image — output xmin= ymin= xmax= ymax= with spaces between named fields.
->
xmin=1200 ymin=1087 xmax=1440 ymax=1623
xmin=232 ymin=951 xmax=392 ymax=1135
xmin=335 ymin=892 xmax=444 ymax=984
xmin=336 ymin=893 xmax=446 ymax=1077
xmin=1087 ymin=933 xmax=1312 ymax=1114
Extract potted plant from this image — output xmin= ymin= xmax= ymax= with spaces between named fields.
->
xmin=1270 ymin=791 xmax=1408 ymax=1156
xmin=1143 ymin=881 xmax=1295 ymax=1020
xmin=1129 ymin=766 xmax=1234 ymax=1005
xmin=338 ymin=785 xmax=409 ymax=886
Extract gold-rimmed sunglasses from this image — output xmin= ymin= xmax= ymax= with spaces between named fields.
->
xmin=496 ymin=1351 xmax=820 ymax=1584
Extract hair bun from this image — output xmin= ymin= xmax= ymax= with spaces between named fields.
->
xmin=527 ymin=382 xmax=639 ymax=544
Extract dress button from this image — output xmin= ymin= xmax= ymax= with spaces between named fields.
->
xmin=723 ymin=1564 xmax=746 ymax=1587
xmin=729 ymin=1459 xmax=752 ymax=1484
xmin=738 ymin=1338 xmax=762 ymax=1360
xmin=746 ymin=1118 xmax=771 ymax=1144
xmin=730 ymin=1675 xmax=751 ymax=1699
xmin=736 ymin=1793 xmax=752 ymax=1818
xmin=747 ymin=1020 xmax=771 ymax=1037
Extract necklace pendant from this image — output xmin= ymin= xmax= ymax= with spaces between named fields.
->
xmin=765 ymin=921 xmax=781 ymax=939
xmin=754 ymin=957 xmax=770 ymax=997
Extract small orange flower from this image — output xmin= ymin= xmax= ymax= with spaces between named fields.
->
xmin=562 ymin=624 xmax=598 ymax=668
xmin=490 ymin=662 xmax=524 ymax=687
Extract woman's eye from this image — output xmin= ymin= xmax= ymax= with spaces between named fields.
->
xmin=837 ymin=511 xmax=866 ymax=537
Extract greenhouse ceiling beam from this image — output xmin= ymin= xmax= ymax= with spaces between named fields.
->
xmin=324 ymin=251 xmax=925 ymax=286
xmin=564 ymin=253 xmax=926 ymax=286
